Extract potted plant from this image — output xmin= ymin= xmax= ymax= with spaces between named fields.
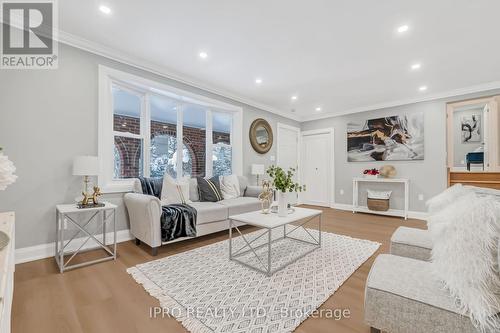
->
xmin=266 ymin=165 xmax=305 ymax=217
xmin=363 ymin=168 xmax=380 ymax=179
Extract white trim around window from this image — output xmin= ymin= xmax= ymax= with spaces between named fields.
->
xmin=98 ymin=65 xmax=243 ymax=193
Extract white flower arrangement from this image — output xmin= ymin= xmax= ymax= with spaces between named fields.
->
xmin=0 ymin=148 xmax=17 ymax=191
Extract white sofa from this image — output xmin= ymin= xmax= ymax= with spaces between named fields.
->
xmin=124 ymin=176 xmax=262 ymax=255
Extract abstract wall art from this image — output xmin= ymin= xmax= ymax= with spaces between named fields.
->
xmin=461 ymin=114 xmax=481 ymax=143
xmin=347 ymin=113 xmax=424 ymax=162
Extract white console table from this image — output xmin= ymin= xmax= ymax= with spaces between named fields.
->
xmin=352 ymin=177 xmax=410 ymax=220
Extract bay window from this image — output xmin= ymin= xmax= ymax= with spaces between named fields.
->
xmin=99 ymin=66 xmax=242 ymax=192
xmin=212 ymin=111 xmax=233 ymax=177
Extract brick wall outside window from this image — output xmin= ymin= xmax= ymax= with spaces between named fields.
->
xmin=113 ymin=115 xmax=229 ymax=178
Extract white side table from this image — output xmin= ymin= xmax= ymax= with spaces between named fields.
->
xmin=352 ymin=177 xmax=410 ymax=220
xmin=55 ymin=202 xmax=117 ymax=273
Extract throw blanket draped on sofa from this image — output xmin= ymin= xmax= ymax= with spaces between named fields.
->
xmin=139 ymin=177 xmax=197 ymax=242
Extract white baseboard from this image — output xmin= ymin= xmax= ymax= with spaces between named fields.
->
xmin=332 ymin=203 xmax=428 ymax=220
xmin=15 ymin=203 xmax=428 ymax=265
xmin=15 ymin=229 xmax=134 ymax=264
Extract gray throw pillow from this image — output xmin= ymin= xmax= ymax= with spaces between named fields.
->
xmin=197 ymin=177 xmax=223 ymax=202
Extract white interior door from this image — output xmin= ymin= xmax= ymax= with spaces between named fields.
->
xmin=301 ymin=132 xmax=332 ymax=207
xmin=277 ymin=124 xmax=300 ymax=205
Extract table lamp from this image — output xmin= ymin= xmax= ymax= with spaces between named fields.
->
xmin=251 ymin=164 xmax=265 ymax=185
xmin=73 ymin=156 xmax=99 ymax=206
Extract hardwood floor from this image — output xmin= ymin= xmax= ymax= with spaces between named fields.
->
xmin=12 ymin=206 xmax=426 ymax=333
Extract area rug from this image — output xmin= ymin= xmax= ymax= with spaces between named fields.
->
xmin=128 ymin=227 xmax=380 ymax=333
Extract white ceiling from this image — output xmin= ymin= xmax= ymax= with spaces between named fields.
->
xmin=59 ymin=0 xmax=500 ymax=121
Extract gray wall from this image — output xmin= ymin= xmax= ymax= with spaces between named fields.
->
xmin=0 ymin=43 xmax=299 ymax=249
xmin=301 ymin=89 xmax=500 ymax=212
xmin=453 ymin=107 xmax=485 ymax=167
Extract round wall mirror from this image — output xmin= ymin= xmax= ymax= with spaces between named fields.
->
xmin=249 ymin=118 xmax=273 ymax=154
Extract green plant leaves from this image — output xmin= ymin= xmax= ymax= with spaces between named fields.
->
xmin=266 ymin=165 xmax=305 ymax=193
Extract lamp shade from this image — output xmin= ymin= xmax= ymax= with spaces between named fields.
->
xmin=251 ymin=164 xmax=265 ymax=175
xmin=73 ymin=156 xmax=99 ymax=176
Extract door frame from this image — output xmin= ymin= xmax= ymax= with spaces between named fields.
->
xmin=300 ymin=128 xmax=335 ymax=207
xmin=277 ymin=123 xmax=301 ymax=203
xmin=446 ymin=96 xmax=499 ymax=171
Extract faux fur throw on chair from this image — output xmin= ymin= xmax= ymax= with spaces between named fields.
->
xmin=428 ymin=191 xmax=500 ymax=332
xmin=425 ymin=183 xmax=473 ymax=214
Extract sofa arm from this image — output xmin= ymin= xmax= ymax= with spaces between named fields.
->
xmin=124 ymin=193 xmax=162 ymax=248
xmin=244 ymin=186 xmax=262 ymax=198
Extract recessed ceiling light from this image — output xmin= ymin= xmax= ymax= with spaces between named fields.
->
xmin=397 ymin=25 xmax=409 ymax=33
xmin=291 ymin=95 xmax=298 ymax=101
xmin=315 ymin=107 xmax=322 ymax=112
xmin=419 ymin=85 xmax=428 ymax=92
xmin=199 ymin=52 xmax=208 ymax=59
xmin=411 ymin=63 xmax=421 ymax=70
xmin=255 ymin=78 xmax=262 ymax=84
xmin=99 ymin=5 xmax=111 ymax=14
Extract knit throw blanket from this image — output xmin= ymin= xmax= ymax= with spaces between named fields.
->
xmin=139 ymin=177 xmax=197 ymax=242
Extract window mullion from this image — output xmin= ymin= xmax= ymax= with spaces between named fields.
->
xmin=177 ymin=103 xmax=184 ymax=179
xmin=143 ymin=93 xmax=151 ymax=177
xmin=206 ymin=109 xmax=213 ymax=178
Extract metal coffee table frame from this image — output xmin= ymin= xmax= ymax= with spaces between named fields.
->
xmin=229 ymin=214 xmax=321 ymax=277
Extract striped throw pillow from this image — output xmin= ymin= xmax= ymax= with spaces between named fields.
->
xmin=197 ymin=176 xmax=223 ymax=202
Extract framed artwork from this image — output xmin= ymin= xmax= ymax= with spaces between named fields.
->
xmin=461 ymin=114 xmax=481 ymax=143
xmin=347 ymin=113 xmax=424 ymax=161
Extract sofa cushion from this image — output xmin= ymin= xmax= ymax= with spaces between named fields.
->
xmin=219 ymin=197 xmax=261 ymax=216
xmin=188 ymin=178 xmax=199 ymax=202
xmin=390 ymin=227 xmax=432 ymax=261
xmin=133 ymin=179 xmax=143 ymax=194
xmin=237 ymin=176 xmax=249 ymax=195
xmin=220 ymin=174 xmax=241 ymax=199
xmin=197 ymin=177 xmax=224 ymax=202
xmin=161 ymin=175 xmax=191 ymax=205
xmin=365 ymin=254 xmax=476 ymax=333
xmin=367 ymin=254 xmax=462 ymax=313
xmin=189 ymin=201 xmax=228 ymax=225
xmin=244 ymin=185 xmax=262 ymax=198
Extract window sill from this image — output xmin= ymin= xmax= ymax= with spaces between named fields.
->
xmin=99 ymin=180 xmax=135 ymax=194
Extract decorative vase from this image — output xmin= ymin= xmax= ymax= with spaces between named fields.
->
xmin=277 ymin=191 xmax=288 ymax=217
xmin=363 ymin=174 xmax=379 ymax=179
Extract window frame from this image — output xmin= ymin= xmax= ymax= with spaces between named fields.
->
xmin=98 ymin=65 xmax=243 ymax=193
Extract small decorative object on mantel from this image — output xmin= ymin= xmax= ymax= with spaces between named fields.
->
xmin=0 ymin=147 xmax=17 ymax=191
xmin=73 ymin=156 xmax=104 ymax=209
xmin=363 ymin=168 xmax=380 ymax=179
xmin=266 ymin=165 xmax=305 ymax=217
xmin=258 ymin=180 xmax=273 ymax=214
xmin=379 ymin=165 xmax=397 ymax=178
xmin=367 ymin=189 xmax=392 ymax=211
xmin=249 ymin=118 xmax=273 ymax=154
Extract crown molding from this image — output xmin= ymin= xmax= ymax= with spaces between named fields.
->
xmin=56 ymin=30 xmax=301 ymax=122
xmin=4 ymin=18 xmax=499 ymax=124
xmin=300 ymin=80 xmax=500 ymax=122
